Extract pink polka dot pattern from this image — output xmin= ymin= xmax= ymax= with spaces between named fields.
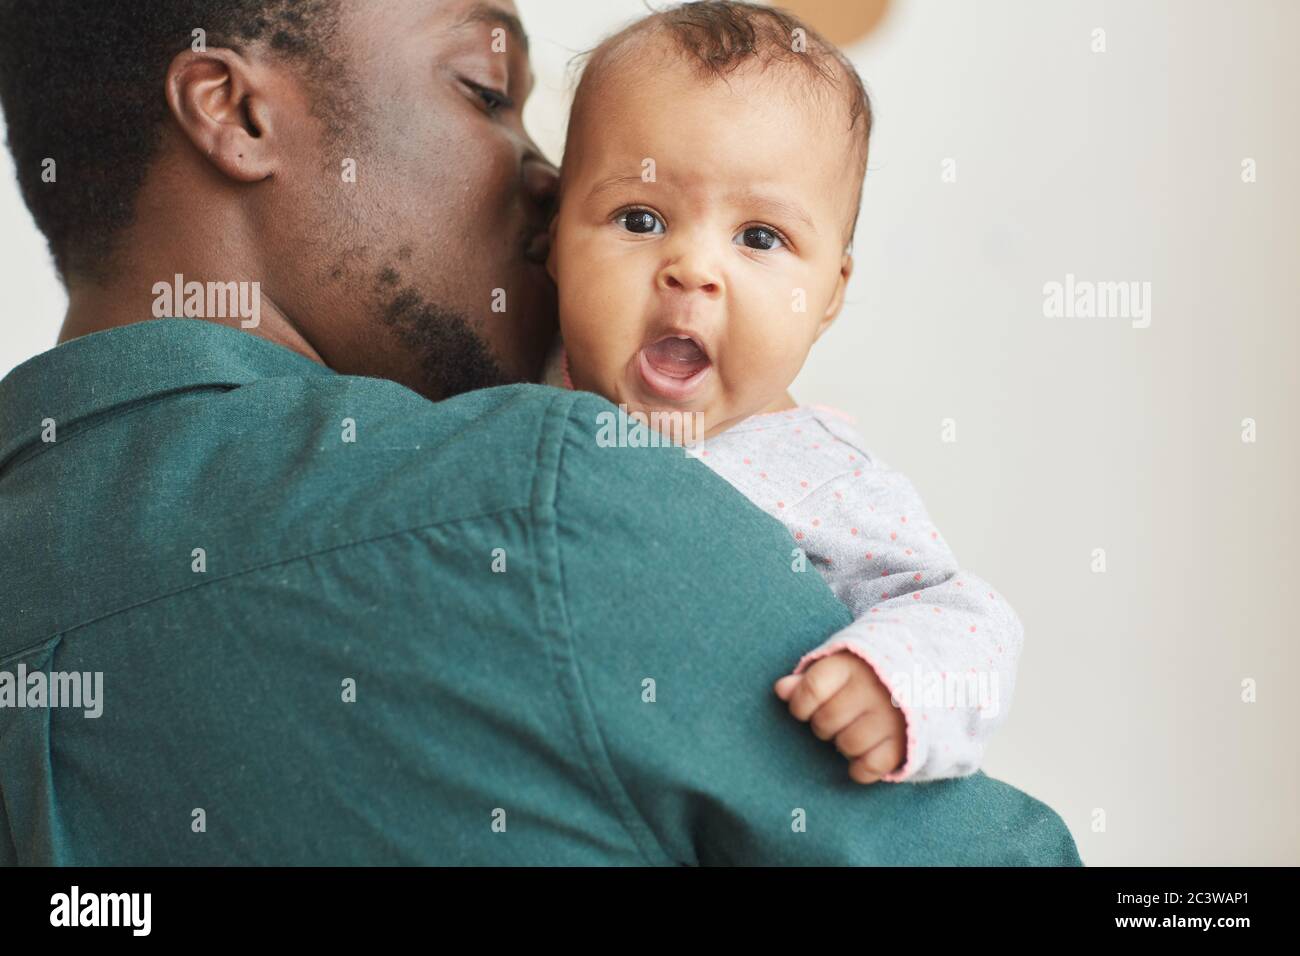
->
xmin=691 ymin=403 xmax=1025 ymax=783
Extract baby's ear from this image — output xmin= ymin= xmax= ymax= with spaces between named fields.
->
xmin=817 ymin=253 xmax=854 ymax=338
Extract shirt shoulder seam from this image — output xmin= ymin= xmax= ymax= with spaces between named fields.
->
xmin=532 ymin=393 xmax=674 ymax=866
xmin=0 ymin=503 xmax=532 ymax=664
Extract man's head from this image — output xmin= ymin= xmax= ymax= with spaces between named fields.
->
xmin=548 ymin=1 xmax=871 ymax=436
xmin=0 ymin=0 xmax=559 ymax=398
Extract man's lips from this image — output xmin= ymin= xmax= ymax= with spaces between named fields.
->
xmin=637 ymin=333 xmax=712 ymax=401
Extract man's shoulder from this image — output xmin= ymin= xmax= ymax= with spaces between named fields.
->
xmin=544 ymin=392 xmax=785 ymax=530
xmin=0 ymin=373 xmax=586 ymax=650
xmin=546 ymin=395 xmax=841 ymax=605
xmin=241 ymin=376 xmax=581 ymax=511
xmin=235 ymin=378 xmax=721 ymax=521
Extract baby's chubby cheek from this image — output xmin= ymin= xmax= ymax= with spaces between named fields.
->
xmin=719 ymin=308 xmax=811 ymax=393
xmin=555 ymin=233 xmax=649 ymax=382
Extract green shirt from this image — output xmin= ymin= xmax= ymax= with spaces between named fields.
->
xmin=0 ymin=318 xmax=1081 ymax=865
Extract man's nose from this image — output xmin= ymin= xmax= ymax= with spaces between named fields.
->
xmin=522 ymin=154 xmax=559 ymax=213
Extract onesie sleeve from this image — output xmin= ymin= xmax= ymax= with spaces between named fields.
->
xmin=788 ymin=428 xmax=1023 ymax=781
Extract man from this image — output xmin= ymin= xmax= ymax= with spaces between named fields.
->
xmin=0 ymin=0 xmax=1080 ymax=864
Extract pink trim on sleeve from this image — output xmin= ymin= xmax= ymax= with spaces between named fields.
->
xmin=793 ymin=640 xmax=920 ymax=783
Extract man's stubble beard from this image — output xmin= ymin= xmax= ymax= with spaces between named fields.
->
xmin=365 ymin=213 xmax=552 ymax=401
xmin=302 ymin=55 xmax=512 ymax=402
xmin=372 ymin=271 xmax=510 ymax=402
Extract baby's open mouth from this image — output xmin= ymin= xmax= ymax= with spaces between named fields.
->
xmin=637 ymin=334 xmax=712 ymax=402
xmin=643 ymin=335 xmax=710 ymax=378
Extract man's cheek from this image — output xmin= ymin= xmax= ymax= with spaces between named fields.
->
xmin=476 ymin=141 xmax=526 ymax=205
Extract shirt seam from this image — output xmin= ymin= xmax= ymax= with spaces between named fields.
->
xmin=0 ymin=503 xmax=533 ymax=666
xmin=0 ymin=385 xmax=240 ymax=478
xmin=532 ymin=394 xmax=673 ymax=866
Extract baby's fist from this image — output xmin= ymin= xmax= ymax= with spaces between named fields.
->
xmin=774 ymin=651 xmax=907 ymax=784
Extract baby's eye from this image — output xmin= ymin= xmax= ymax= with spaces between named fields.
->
xmin=735 ymin=225 xmax=783 ymax=251
xmin=616 ymin=208 xmax=665 ymax=235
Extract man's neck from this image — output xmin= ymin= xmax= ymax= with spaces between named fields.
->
xmin=60 ymin=271 xmax=325 ymax=366
xmin=57 ymin=145 xmax=328 ymax=366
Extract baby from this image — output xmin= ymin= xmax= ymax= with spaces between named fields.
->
xmin=545 ymin=1 xmax=1023 ymax=783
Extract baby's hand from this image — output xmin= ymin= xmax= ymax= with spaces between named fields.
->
xmin=774 ymin=652 xmax=907 ymax=784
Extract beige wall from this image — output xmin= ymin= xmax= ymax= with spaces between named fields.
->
xmin=2 ymin=0 xmax=1296 ymax=864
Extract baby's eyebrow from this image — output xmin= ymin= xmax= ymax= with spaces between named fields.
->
xmin=728 ymin=190 xmax=818 ymax=234
xmin=587 ymin=174 xmax=647 ymax=201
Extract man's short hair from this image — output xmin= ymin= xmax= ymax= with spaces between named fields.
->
xmin=0 ymin=0 xmax=343 ymax=282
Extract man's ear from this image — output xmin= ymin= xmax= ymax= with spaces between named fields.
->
xmin=816 ymin=252 xmax=853 ymax=339
xmin=164 ymin=48 xmax=279 ymax=183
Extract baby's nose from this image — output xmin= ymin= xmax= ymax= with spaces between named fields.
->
xmin=657 ymin=258 xmax=722 ymax=296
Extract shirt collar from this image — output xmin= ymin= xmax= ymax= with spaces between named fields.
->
xmin=0 ymin=318 xmax=332 ymax=472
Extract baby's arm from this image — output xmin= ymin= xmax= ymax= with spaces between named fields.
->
xmin=771 ymin=425 xmax=1024 ymax=783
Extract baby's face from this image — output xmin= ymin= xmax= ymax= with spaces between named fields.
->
xmin=548 ymin=56 xmax=857 ymax=437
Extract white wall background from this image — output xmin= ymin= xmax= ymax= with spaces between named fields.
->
xmin=2 ymin=0 xmax=1296 ymax=865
